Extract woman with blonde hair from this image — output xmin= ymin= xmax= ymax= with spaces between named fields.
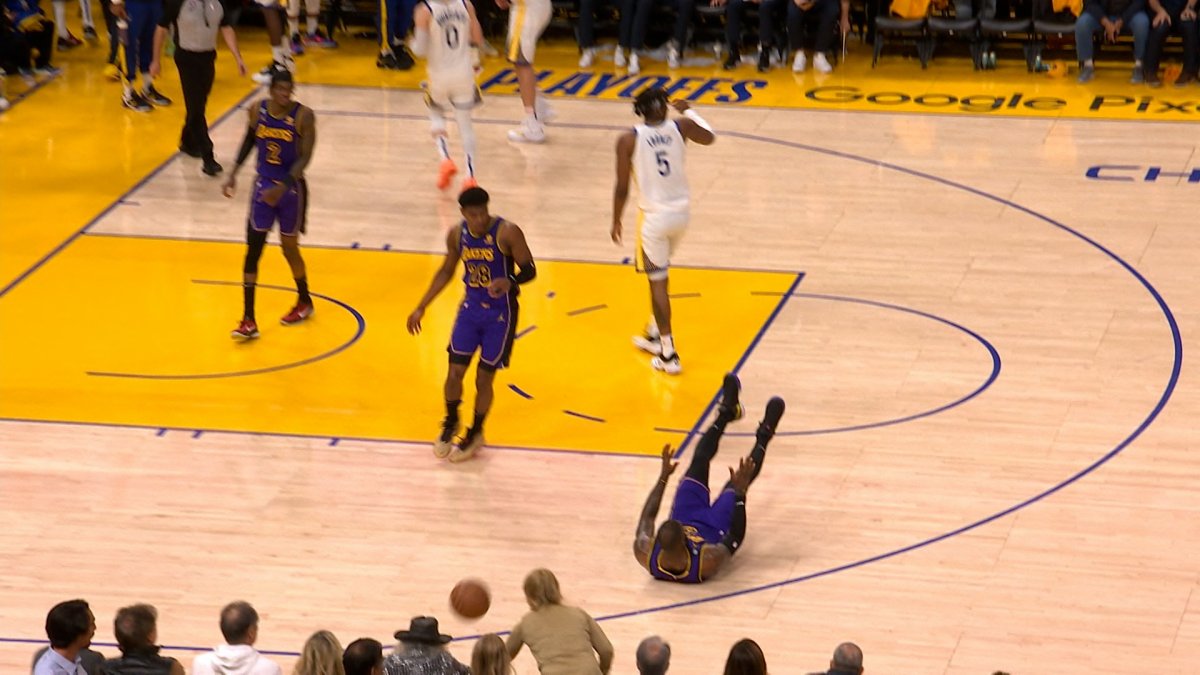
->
xmin=471 ymin=634 xmax=512 ymax=675
xmin=506 ymin=569 xmax=613 ymax=675
xmin=295 ymin=630 xmax=346 ymax=675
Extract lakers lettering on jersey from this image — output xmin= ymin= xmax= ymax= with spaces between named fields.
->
xmin=423 ymin=0 xmax=473 ymax=79
xmin=632 ymin=120 xmax=690 ymax=214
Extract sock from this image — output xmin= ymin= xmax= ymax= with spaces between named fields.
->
xmin=647 ymin=317 xmax=660 ymax=339
xmin=435 ymin=134 xmax=451 ymax=161
xmin=454 ymin=108 xmax=477 ymax=177
xmin=80 ymin=0 xmax=93 ymax=28
xmin=288 ymin=13 xmax=300 ymax=38
xmin=660 ymin=334 xmax=676 ymax=359
xmin=471 ymin=410 xmax=487 ymax=434
xmin=306 ymin=13 xmax=319 ymax=35
xmin=444 ymin=400 xmax=461 ymax=427
xmin=243 ymin=283 xmax=256 ymax=321
xmin=272 ymin=45 xmax=289 ymax=65
xmin=122 ymin=78 xmax=133 ymax=98
xmin=295 ymin=277 xmax=311 ymax=304
xmin=52 ymin=1 xmax=67 ymax=37
xmin=524 ymin=105 xmax=536 ymax=121
xmin=142 ymin=72 xmax=153 ymax=91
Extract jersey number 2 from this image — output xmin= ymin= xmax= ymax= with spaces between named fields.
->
xmin=655 ymin=150 xmax=671 ymax=177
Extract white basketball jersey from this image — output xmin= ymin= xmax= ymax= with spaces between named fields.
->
xmin=632 ymin=121 xmax=689 ymax=214
xmin=424 ymin=0 xmax=473 ymax=78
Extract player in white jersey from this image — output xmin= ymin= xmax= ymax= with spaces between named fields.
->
xmin=411 ymin=0 xmax=484 ymax=190
xmin=612 ymin=87 xmax=716 ymax=375
xmin=499 ymin=0 xmax=555 ymax=143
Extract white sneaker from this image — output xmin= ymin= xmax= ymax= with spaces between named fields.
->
xmin=668 ymin=45 xmax=681 ymax=68
xmin=507 ymin=118 xmax=546 ymax=143
xmin=651 ymin=353 xmax=682 ymax=375
xmin=579 ymin=47 xmax=595 ymax=68
xmin=433 ymin=439 xmax=453 ymax=459
xmin=792 ymin=51 xmax=807 ymax=72
xmin=629 ymin=52 xmax=641 ymax=74
xmin=633 ymin=334 xmax=661 ymax=354
xmin=813 ymin=52 xmax=832 ymax=74
xmin=614 ymin=47 xmax=627 ymax=68
xmin=534 ymin=95 xmax=557 ymax=125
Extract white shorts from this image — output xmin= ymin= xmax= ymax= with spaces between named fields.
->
xmin=506 ymin=0 xmax=551 ymax=65
xmin=637 ymin=210 xmax=689 ymax=281
xmin=424 ymin=73 xmax=481 ymax=112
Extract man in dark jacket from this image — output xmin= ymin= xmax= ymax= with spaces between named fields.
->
xmin=101 ymin=604 xmax=186 ymax=675
xmin=1142 ymin=0 xmax=1197 ymax=84
xmin=1075 ymin=0 xmax=1150 ymax=82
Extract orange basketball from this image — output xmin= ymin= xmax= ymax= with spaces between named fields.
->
xmin=1047 ymin=60 xmax=1068 ymax=78
xmin=450 ymin=579 xmax=490 ymax=619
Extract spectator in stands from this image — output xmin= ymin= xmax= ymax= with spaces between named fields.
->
xmin=112 ymin=0 xmax=174 ymax=111
xmin=722 ymin=638 xmax=767 ymax=675
xmin=955 ymin=0 xmax=996 ymax=18
xmin=287 ymin=0 xmax=336 ymax=53
xmin=33 ymin=600 xmax=97 ymax=675
xmin=100 ymin=604 xmax=185 ymax=675
xmin=49 ymin=0 xmax=91 ymax=48
xmin=296 ymin=631 xmax=346 ymax=675
xmin=806 ymin=642 xmax=864 ymax=675
xmin=3 ymin=0 xmax=58 ymax=77
xmin=2 ymin=5 xmax=29 ymax=109
xmin=788 ymin=0 xmax=849 ymax=72
xmin=470 ymin=634 xmax=511 ymax=675
xmin=1074 ymin=0 xmax=1149 ymax=82
xmin=376 ymin=0 xmax=416 ymax=69
xmin=577 ymin=0 xmax=639 ymax=71
xmin=192 ymin=601 xmax=284 ymax=675
xmin=721 ymin=0 xmax=784 ymax=71
xmin=636 ymin=636 xmax=670 ymax=674
xmin=150 ymin=0 xmax=245 ymax=175
xmin=384 ymin=617 xmax=469 ymax=675
xmin=343 ymin=638 xmax=385 ymax=675
xmin=1142 ymin=0 xmax=1196 ymax=84
xmin=506 ymin=568 xmax=614 ymax=675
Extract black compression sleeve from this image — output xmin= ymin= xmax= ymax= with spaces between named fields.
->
xmin=235 ymin=126 xmax=255 ymax=168
xmin=720 ymin=497 xmax=747 ymax=554
xmin=510 ymin=261 xmax=536 ymax=285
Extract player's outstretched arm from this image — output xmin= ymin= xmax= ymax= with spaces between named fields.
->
xmin=407 ymin=228 xmax=461 ymax=335
xmin=634 ymin=445 xmax=678 ymax=568
xmin=611 ymin=131 xmax=636 ymax=244
xmin=671 ymin=100 xmax=716 ymax=146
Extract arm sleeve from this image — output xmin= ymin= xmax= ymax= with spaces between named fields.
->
xmin=159 ymin=0 xmax=182 ymax=27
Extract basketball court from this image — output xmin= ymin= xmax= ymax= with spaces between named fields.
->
xmin=1 ymin=32 xmax=1197 ymax=675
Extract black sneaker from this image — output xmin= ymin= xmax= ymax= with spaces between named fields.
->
xmin=83 ymin=25 xmax=98 ymax=40
xmin=757 ymin=48 xmax=770 ymax=72
xmin=450 ymin=426 xmax=484 ymax=463
xmin=394 ymin=46 xmax=415 ymax=70
xmin=757 ymin=396 xmax=785 ymax=440
xmin=719 ymin=373 xmax=744 ymax=421
xmin=202 ymin=158 xmax=224 ymax=176
xmin=723 ymin=49 xmax=740 ymax=70
xmin=123 ymin=92 xmax=153 ymax=112
xmin=376 ymin=51 xmax=401 ymax=69
xmin=143 ymin=86 xmax=172 ymax=106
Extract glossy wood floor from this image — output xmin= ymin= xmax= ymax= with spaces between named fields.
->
xmin=2 ymin=25 xmax=1199 ymax=675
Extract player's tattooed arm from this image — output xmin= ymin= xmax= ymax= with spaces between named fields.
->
xmin=634 ymin=445 xmax=678 ymax=568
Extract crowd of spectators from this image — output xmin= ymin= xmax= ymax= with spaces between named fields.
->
xmin=28 ymin=573 xmax=869 ymax=675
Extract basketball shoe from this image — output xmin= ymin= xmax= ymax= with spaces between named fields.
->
xmin=437 ymin=158 xmax=458 ymax=190
xmin=433 ymin=419 xmax=456 ymax=459
xmin=281 ymin=302 xmax=313 ymax=325
xmin=449 ymin=427 xmax=484 ymax=462
xmin=757 ymin=396 xmax=785 ymax=440
xmin=718 ymin=372 xmax=744 ymax=421
xmin=507 ymin=117 xmax=545 ymax=143
xmin=651 ymin=352 xmax=682 ymax=375
xmin=231 ymin=319 xmax=259 ymax=339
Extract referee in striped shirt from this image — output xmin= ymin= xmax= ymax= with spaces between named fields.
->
xmin=150 ymin=0 xmax=246 ymax=175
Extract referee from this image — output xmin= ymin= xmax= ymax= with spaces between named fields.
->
xmin=150 ymin=0 xmax=246 ymax=176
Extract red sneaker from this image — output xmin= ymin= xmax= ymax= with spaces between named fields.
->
xmin=231 ymin=319 xmax=259 ymax=339
xmin=281 ymin=302 xmax=314 ymax=325
xmin=437 ymin=158 xmax=458 ymax=190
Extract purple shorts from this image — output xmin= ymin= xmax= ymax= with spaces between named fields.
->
xmin=250 ymin=177 xmax=307 ymax=235
xmin=447 ymin=298 xmax=518 ymax=369
xmin=670 ymin=477 xmax=736 ymax=543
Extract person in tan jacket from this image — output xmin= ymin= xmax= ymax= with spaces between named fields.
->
xmin=505 ymin=569 xmax=613 ymax=675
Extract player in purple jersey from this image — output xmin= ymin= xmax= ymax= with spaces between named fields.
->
xmin=633 ymin=373 xmax=786 ymax=583
xmin=221 ymin=70 xmax=317 ymax=340
xmin=407 ymin=187 xmax=536 ymax=463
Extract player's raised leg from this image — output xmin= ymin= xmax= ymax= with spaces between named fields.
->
xmin=682 ymin=374 xmax=744 ymax=485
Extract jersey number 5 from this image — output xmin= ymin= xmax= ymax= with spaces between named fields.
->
xmin=655 ymin=150 xmax=671 ymax=177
